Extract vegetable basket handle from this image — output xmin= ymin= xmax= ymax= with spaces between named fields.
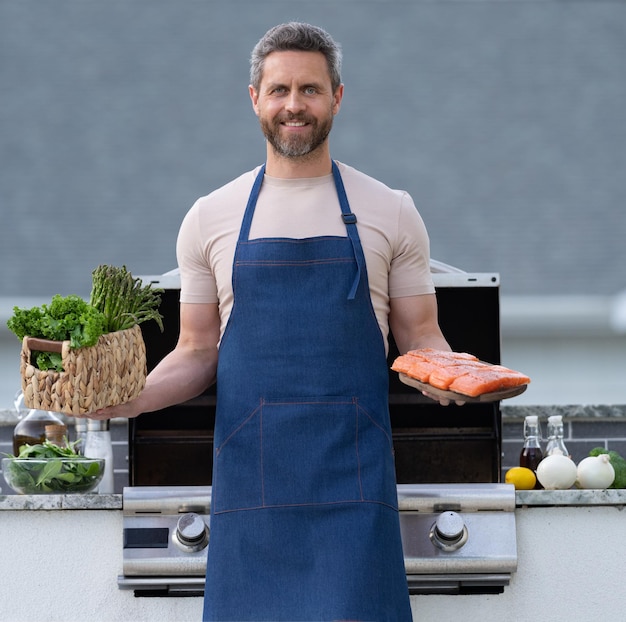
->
xmin=24 ymin=337 xmax=64 ymax=354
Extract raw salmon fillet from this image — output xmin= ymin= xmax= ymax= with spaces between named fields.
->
xmin=406 ymin=348 xmax=478 ymax=363
xmin=427 ymin=361 xmax=489 ymax=390
xmin=391 ymin=348 xmax=530 ymax=397
xmin=391 ymin=357 xmax=437 ymax=382
xmin=448 ymin=369 xmax=529 ymax=397
xmin=392 ymin=349 xmax=479 ymax=385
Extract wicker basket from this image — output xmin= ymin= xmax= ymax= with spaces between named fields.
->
xmin=20 ymin=324 xmax=147 ymax=416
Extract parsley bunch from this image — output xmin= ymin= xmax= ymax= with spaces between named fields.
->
xmin=7 ymin=294 xmax=106 ymax=371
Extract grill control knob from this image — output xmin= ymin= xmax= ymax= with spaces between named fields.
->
xmin=429 ymin=511 xmax=468 ymax=552
xmin=174 ymin=513 xmax=209 ymax=552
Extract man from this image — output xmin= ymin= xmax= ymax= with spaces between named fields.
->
xmin=89 ymin=22 xmax=454 ymax=621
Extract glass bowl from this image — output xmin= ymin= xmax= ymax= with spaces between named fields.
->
xmin=1 ymin=457 xmax=105 ymax=495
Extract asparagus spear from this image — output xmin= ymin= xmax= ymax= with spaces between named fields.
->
xmin=89 ymin=265 xmax=164 ymax=333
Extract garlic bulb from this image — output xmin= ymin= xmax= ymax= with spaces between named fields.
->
xmin=576 ymin=454 xmax=615 ymax=489
xmin=536 ymin=454 xmax=578 ymax=490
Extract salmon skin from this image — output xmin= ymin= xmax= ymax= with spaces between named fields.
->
xmin=391 ymin=348 xmax=530 ymax=397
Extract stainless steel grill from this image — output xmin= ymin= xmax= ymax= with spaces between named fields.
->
xmin=131 ymin=270 xmax=504 ymax=488
xmin=119 ymin=266 xmax=516 ymax=597
xmin=118 ymin=483 xmax=517 ymax=596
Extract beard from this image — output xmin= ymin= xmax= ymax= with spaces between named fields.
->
xmin=260 ymin=111 xmax=334 ymax=159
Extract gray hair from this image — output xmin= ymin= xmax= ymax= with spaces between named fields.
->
xmin=250 ymin=22 xmax=343 ymax=92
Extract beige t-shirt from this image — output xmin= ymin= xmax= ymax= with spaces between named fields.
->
xmin=176 ymin=161 xmax=434 ymax=348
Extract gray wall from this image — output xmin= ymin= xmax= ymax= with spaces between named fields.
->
xmin=2 ymin=0 xmax=626 ymax=298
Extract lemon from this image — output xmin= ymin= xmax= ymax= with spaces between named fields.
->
xmin=505 ymin=466 xmax=536 ymax=490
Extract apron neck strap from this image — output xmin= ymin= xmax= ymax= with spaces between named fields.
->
xmin=238 ymin=164 xmax=266 ymax=243
xmin=332 ymin=161 xmax=363 ymax=300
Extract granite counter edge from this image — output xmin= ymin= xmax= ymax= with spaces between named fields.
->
xmin=515 ymin=488 xmax=626 ymax=507
xmin=2 ymin=489 xmax=626 ymax=511
xmin=2 ymin=405 xmax=626 ymax=426
xmin=0 ymin=493 xmax=122 ymax=510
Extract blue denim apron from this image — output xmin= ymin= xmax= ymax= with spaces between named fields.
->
xmin=203 ymin=162 xmax=412 ymax=621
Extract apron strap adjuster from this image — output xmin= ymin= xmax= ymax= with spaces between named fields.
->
xmin=342 ymin=213 xmax=357 ymax=225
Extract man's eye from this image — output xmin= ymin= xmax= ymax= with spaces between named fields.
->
xmin=304 ymin=87 xmax=317 ymax=95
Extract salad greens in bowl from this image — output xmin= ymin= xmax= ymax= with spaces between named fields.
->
xmin=2 ymin=439 xmax=104 ymax=494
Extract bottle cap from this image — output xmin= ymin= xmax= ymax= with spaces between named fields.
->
xmin=45 ymin=424 xmax=68 ymax=445
xmin=525 ymin=415 xmax=538 ymax=424
xmin=87 ymin=418 xmax=111 ymax=432
xmin=548 ymin=415 xmax=562 ymax=424
xmin=45 ymin=424 xmax=67 ymax=434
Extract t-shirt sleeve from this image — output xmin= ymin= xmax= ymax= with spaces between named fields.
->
xmin=388 ymin=192 xmax=435 ymax=298
xmin=176 ymin=201 xmax=219 ymax=304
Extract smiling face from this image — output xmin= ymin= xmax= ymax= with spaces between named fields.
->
xmin=249 ymin=50 xmax=343 ymax=164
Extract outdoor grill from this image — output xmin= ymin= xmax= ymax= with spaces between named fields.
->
xmin=117 ymin=265 xmax=517 ymax=596
xmin=130 ymin=266 xmax=503 ymax=487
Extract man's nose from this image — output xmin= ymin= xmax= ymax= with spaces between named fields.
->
xmin=285 ymin=91 xmax=305 ymax=113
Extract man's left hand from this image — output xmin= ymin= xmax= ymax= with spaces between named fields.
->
xmin=421 ymin=390 xmax=466 ymax=407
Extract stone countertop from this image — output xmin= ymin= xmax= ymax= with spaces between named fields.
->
xmin=500 ymin=403 xmax=626 ymax=420
xmin=0 ymin=410 xmax=128 ymax=425
xmin=1 ymin=489 xmax=625 ymax=511
xmin=1 ymin=409 xmax=22 ymax=424
xmin=2 ymin=404 xmax=626 ymax=425
xmin=0 ymin=493 xmax=122 ymax=510
xmin=516 ymin=488 xmax=626 ymax=506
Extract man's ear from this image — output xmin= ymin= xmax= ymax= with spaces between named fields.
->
xmin=332 ymin=84 xmax=344 ymax=116
xmin=249 ymin=85 xmax=260 ymax=116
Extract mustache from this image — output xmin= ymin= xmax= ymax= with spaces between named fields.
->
xmin=278 ymin=113 xmax=316 ymax=124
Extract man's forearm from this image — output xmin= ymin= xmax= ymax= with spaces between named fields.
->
xmin=136 ymin=345 xmax=218 ymax=415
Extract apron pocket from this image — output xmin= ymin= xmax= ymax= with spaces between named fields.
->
xmin=213 ymin=396 xmax=397 ymax=512
xmin=213 ymin=404 xmax=265 ymax=513
xmin=260 ymin=396 xmax=362 ymax=507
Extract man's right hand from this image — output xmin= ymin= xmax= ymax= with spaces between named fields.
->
xmin=79 ymin=398 xmax=143 ymax=421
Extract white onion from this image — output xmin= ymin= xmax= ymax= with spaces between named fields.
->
xmin=536 ymin=454 xmax=578 ymax=490
xmin=576 ymin=454 xmax=615 ymax=489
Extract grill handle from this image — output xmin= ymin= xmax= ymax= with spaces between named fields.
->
xmin=397 ymin=483 xmax=515 ymax=512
